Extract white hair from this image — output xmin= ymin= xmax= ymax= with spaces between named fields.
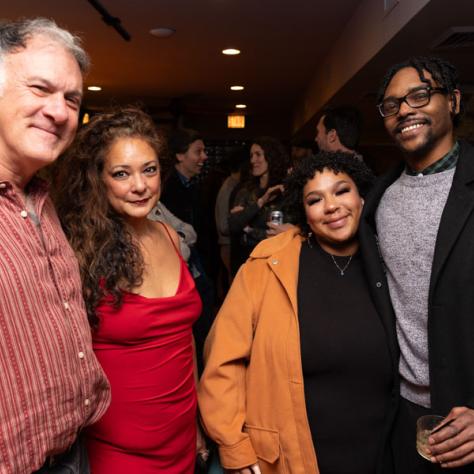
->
xmin=0 ymin=17 xmax=89 ymax=93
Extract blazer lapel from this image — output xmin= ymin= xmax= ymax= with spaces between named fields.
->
xmin=360 ymin=164 xmax=404 ymax=367
xmin=363 ymin=164 xmax=404 ymax=226
xmin=430 ymin=142 xmax=474 ymax=298
xmin=267 ymin=236 xmax=301 ymax=319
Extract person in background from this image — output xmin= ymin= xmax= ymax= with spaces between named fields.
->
xmin=290 ymin=137 xmax=314 ymax=167
xmin=199 ymin=152 xmax=398 ymax=474
xmin=160 ymin=128 xmax=215 ymax=373
xmin=54 ymin=107 xmax=204 ymax=473
xmin=0 ymin=18 xmax=110 ymax=473
xmin=160 ymin=128 xmax=210 ymax=274
xmin=228 ymin=136 xmax=289 ymax=273
xmin=360 ymin=55 xmax=474 ymax=473
xmin=315 ymin=105 xmax=363 ymax=159
xmin=215 ymin=147 xmax=247 ymax=287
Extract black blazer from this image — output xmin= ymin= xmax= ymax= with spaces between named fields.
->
xmin=359 ymin=140 xmax=474 ymax=414
xmin=161 ymin=167 xmax=214 ymax=276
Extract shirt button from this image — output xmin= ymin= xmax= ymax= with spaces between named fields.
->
xmin=272 ymin=259 xmax=279 ymax=265
xmin=84 ymin=398 xmax=90 ymax=407
xmin=20 ymin=210 xmax=28 ymax=218
xmin=376 ymin=282 xmax=382 ymax=288
xmin=78 ymin=351 xmax=85 ymax=359
xmin=63 ymin=301 xmax=70 ymax=310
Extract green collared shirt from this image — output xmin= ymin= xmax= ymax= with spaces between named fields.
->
xmin=405 ymin=141 xmax=459 ymax=176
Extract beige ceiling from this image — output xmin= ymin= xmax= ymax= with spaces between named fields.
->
xmin=2 ymin=0 xmax=474 ymax=143
xmin=2 ymin=0 xmax=359 ymax=128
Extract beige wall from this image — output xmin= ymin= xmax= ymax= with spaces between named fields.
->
xmin=292 ymin=0 xmax=431 ymax=133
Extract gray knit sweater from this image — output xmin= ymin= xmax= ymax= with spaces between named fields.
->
xmin=376 ymin=168 xmax=455 ymax=408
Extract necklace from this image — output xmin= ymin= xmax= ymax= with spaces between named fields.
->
xmin=307 ymin=232 xmax=354 ymax=276
xmin=330 ymin=254 xmax=353 ymax=276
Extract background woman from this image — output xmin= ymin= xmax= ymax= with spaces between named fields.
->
xmin=54 ymin=108 xmax=202 ymax=473
xmin=228 ymin=136 xmax=289 ymax=274
xmin=198 ymin=152 xmax=398 ymax=474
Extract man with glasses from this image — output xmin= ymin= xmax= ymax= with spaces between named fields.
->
xmin=360 ymin=56 xmax=474 ymax=472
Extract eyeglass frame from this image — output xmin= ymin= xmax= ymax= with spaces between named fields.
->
xmin=377 ymin=85 xmax=448 ymax=118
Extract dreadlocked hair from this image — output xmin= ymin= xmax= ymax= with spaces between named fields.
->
xmin=284 ymin=151 xmax=375 ymax=237
xmin=377 ymin=56 xmax=463 ymax=126
xmin=53 ymin=106 xmax=163 ymax=328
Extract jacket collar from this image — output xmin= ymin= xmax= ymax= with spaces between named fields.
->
xmin=430 ymin=140 xmax=474 ymax=297
xmin=250 ymin=228 xmax=303 ymax=317
xmin=363 ymin=140 xmax=474 ymax=224
xmin=362 ymin=162 xmax=404 ymax=230
xmin=362 ymin=140 xmax=474 ymax=301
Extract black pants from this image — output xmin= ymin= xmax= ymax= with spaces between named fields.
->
xmin=392 ymin=397 xmax=474 ymax=474
xmin=34 ymin=437 xmax=89 ymax=474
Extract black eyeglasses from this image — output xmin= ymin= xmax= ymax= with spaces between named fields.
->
xmin=377 ymin=86 xmax=448 ymax=118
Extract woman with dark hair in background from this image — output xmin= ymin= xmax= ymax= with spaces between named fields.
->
xmin=54 ymin=108 xmax=203 ymax=473
xmin=199 ymin=152 xmax=398 ymax=474
xmin=229 ymin=136 xmax=290 ymax=273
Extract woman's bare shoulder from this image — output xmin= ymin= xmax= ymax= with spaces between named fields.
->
xmin=150 ymin=220 xmax=181 ymax=253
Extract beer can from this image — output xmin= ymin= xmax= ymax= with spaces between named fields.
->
xmin=270 ymin=210 xmax=283 ymax=226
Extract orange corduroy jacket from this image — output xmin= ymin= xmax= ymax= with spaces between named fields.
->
xmin=198 ymin=228 xmax=319 ymax=473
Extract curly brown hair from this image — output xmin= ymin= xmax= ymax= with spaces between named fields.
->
xmin=53 ymin=106 xmax=163 ymax=327
xmin=250 ymin=136 xmax=290 ymax=188
xmin=284 ymin=151 xmax=375 ymax=236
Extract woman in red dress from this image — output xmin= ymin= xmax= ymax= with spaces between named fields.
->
xmin=54 ymin=107 xmax=203 ymax=473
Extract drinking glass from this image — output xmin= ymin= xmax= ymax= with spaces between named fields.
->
xmin=416 ymin=415 xmax=444 ymax=460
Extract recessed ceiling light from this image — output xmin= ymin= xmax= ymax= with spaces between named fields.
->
xmin=230 ymin=85 xmax=244 ymax=91
xmin=87 ymin=86 xmax=102 ymax=91
xmin=235 ymin=104 xmax=247 ymax=109
xmin=150 ymin=27 xmax=176 ymax=38
xmin=222 ymin=48 xmax=240 ymax=55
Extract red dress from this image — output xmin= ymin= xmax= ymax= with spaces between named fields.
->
xmin=86 ymin=238 xmax=201 ymax=473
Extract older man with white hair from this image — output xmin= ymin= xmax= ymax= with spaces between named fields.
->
xmin=0 ymin=18 xmax=110 ymax=473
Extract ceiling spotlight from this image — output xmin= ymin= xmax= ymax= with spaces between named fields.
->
xmin=230 ymin=85 xmax=244 ymax=91
xmin=150 ymin=27 xmax=176 ymax=38
xmin=87 ymin=86 xmax=102 ymax=91
xmin=235 ymin=104 xmax=247 ymax=109
xmin=222 ymin=48 xmax=240 ymax=55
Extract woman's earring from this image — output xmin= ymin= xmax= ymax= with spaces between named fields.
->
xmin=307 ymin=231 xmax=313 ymax=248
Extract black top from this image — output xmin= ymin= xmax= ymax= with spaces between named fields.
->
xmin=298 ymin=240 xmax=391 ymax=474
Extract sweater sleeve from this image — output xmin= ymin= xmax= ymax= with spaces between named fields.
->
xmin=197 ymin=263 xmax=259 ymax=469
xmin=228 ymin=202 xmax=261 ymax=234
xmin=228 ymin=187 xmax=262 ymax=234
